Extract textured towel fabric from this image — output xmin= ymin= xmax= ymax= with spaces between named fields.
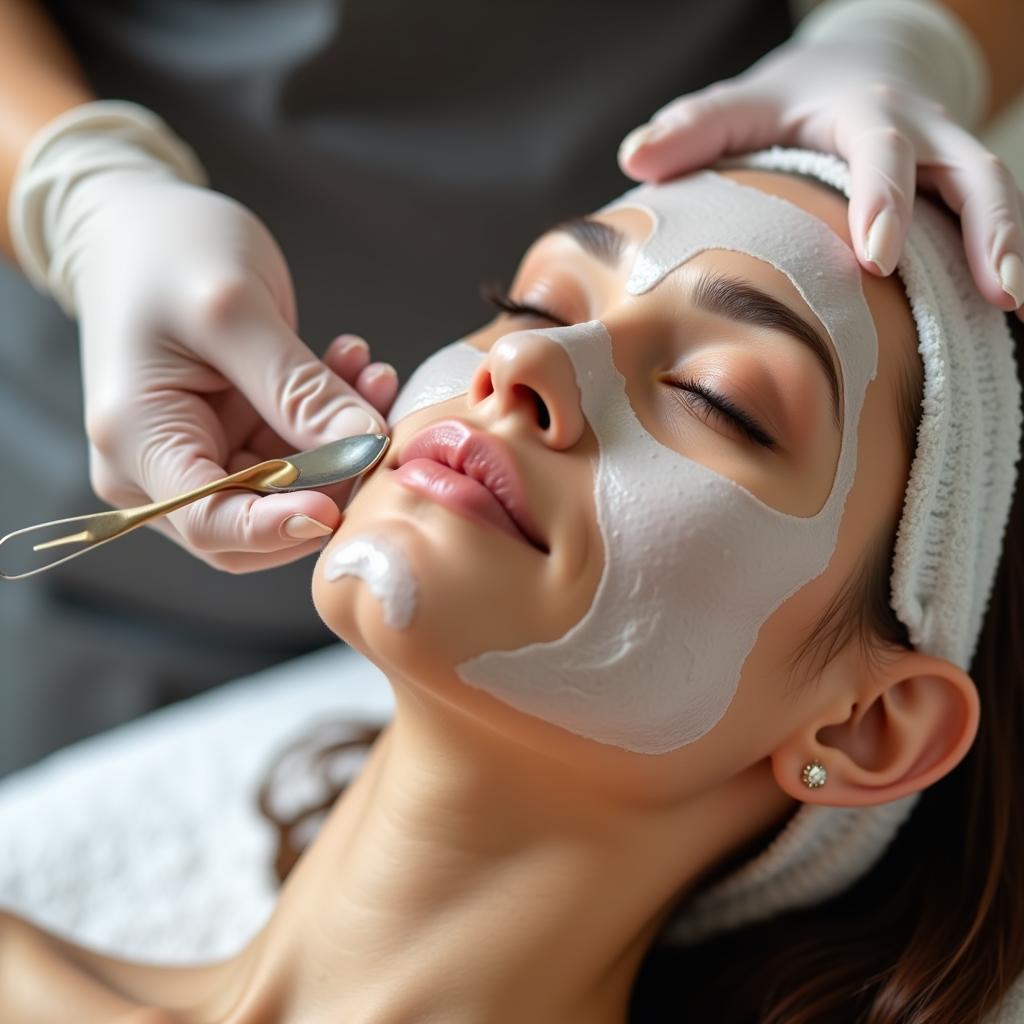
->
xmin=0 ymin=644 xmax=394 ymax=963
xmin=662 ymin=147 xmax=1022 ymax=947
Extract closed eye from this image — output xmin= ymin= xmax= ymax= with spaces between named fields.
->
xmin=666 ymin=376 xmax=778 ymax=451
xmin=482 ymin=284 xmax=565 ymax=324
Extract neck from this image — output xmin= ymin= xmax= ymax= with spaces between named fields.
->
xmin=211 ymin=684 xmax=790 ymax=1024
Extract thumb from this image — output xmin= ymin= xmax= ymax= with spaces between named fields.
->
xmin=618 ymin=84 xmax=784 ymax=183
xmin=201 ymin=290 xmax=387 ymax=451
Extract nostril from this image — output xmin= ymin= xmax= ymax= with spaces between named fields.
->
xmin=471 ymin=370 xmax=495 ymax=402
xmin=532 ymin=391 xmax=551 ymax=431
xmin=511 ymin=384 xmax=550 ymax=430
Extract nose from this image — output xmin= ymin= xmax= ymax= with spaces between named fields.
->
xmin=468 ymin=330 xmax=585 ymax=450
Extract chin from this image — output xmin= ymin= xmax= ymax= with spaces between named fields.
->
xmin=309 ymin=523 xmax=447 ymax=688
xmin=310 ymin=562 xmax=404 ymax=684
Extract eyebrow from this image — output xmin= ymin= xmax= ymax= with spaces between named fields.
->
xmin=553 ymin=216 xmax=842 ymax=430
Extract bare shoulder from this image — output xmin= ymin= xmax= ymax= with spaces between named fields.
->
xmin=0 ymin=907 xmax=233 ymax=1024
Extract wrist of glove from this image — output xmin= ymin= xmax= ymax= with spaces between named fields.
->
xmin=8 ymin=99 xmax=208 ymax=314
xmin=791 ymin=0 xmax=990 ymax=130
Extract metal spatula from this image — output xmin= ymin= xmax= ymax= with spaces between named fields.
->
xmin=0 ymin=433 xmax=389 ymax=580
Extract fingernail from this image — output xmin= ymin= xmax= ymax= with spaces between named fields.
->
xmin=333 ymin=334 xmax=369 ymax=357
xmin=363 ymin=362 xmax=397 ymax=383
xmin=331 ymin=406 xmax=380 ymax=437
xmin=866 ymin=209 xmax=900 ymax=275
xmin=618 ymin=122 xmax=666 ymax=163
xmin=282 ymin=514 xmax=334 ymax=540
xmin=998 ymin=253 xmax=1024 ymax=308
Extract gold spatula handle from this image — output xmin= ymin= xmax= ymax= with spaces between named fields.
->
xmin=0 ymin=458 xmax=298 ymax=580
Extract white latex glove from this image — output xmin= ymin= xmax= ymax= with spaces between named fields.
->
xmin=10 ymin=105 xmax=397 ymax=572
xmin=618 ymin=0 xmax=1024 ymax=321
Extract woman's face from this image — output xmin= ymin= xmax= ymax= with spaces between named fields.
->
xmin=312 ymin=168 xmax=919 ymax=801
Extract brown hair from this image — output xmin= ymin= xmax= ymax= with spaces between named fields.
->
xmin=256 ymin=316 xmax=1024 ymax=1023
xmin=257 ymin=721 xmax=383 ymax=884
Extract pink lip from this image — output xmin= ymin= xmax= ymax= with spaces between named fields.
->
xmin=392 ymin=419 xmax=548 ymax=553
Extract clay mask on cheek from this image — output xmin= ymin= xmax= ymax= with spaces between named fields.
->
xmin=451 ymin=172 xmax=878 ymax=754
xmin=388 ymin=341 xmax=486 ymax=426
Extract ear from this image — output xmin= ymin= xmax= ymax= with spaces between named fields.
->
xmin=770 ymin=651 xmax=980 ymax=807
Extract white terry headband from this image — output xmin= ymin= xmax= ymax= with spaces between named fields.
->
xmin=663 ymin=147 xmax=1022 ymax=945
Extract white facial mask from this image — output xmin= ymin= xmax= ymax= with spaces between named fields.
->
xmin=387 ymin=340 xmax=487 ymax=427
xmin=324 ymin=534 xmax=419 ymax=630
xmin=389 ymin=171 xmax=877 ymax=754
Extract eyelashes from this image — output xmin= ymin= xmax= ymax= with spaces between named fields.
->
xmin=666 ymin=376 xmax=778 ymax=451
xmin=482 ymin=284 xmax=778 ymax=451
xmin=481 ymin=282 xmax=559 ymax=323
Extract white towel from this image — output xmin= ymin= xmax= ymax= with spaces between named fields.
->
xmin=0 ymin=645 xmax=393 ymax=963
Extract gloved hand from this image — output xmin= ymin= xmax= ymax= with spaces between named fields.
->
xmin=73 ymin=175 xmax=397 ymax=572
xmin=10 ymin=104 xmax=397 ymax=572
xmin=618 ymin=0 xmax=1024 ymax=320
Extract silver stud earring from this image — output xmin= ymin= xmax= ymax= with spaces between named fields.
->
xmin=801 ymin=760 xmax=827 ymax=789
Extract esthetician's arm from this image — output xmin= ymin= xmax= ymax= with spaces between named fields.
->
xmin=0 ymin=0 xmax=91 ymax=260
xmin=0 ymin=1 xmax=395 ymax=572
xmin=618 ymin=0 xmax=1024 ymax=319
xmin=0 ymin=0 xmax=94 ymax=260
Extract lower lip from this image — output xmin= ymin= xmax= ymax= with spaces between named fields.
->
xmin=391 ymin=458 xmax=531 ymax=547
